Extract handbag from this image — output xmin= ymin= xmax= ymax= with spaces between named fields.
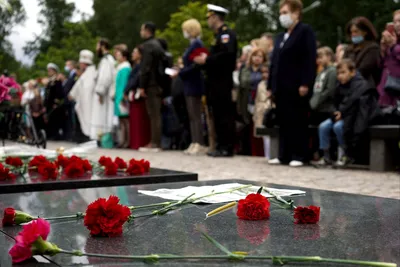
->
xmin=262 ymin=107 xmax=277 ymax=128
xmin=384 ymin=74 xmax=400 ymax=96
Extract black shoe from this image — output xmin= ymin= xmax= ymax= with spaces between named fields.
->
xmin=207 ymin=149 xmax=234 ymax=158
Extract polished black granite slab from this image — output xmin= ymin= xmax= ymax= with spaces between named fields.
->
xmin=0 ymin=168 xmax=197 ymax=194
xmin=0 ymin=180 xmax=399 ymax=267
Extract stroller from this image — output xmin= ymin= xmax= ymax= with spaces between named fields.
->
xmin=0 ymin=105 xmax=47 ymax=149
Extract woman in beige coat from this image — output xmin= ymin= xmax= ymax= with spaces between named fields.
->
xmin=253 ymin=65 xmax=274 ymax=159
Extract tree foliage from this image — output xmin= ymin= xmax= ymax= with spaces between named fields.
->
xmin=0 ymin=0 xmax=26 ymax=77
xmin=4 ymin=0 xmax=400 ymax=82
xmin=29 ymin=22 xmax=98 ymax=78
xmin=24 ymin=0 xmax=75 ymax=56
xmin=157 ymin=2 xmax=216 ymax=59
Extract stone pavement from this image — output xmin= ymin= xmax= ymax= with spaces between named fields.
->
xmin=43 ymin=141 xmax=400 ymax=200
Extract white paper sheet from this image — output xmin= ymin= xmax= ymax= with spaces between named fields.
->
xmin=139 ymin=183 xmax=305 ymax=204
xmin=0 ymin=141 xmax=98 ymax=158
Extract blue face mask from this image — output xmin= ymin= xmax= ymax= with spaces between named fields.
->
xmin=351 ymin=36 xmax=364 ymax=44
xmin=64 ymin=66 xmax=71 ymax=73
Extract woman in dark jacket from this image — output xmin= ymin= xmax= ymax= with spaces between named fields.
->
xmin=267 ymin=0 xmax=317 ymax=167
xmin=177 ymin=19 xmax=207 ymax=155
xmin=124 ymin=46 xmax=151 ymax=150
xmin=344 ymin=16 xmax=380 ymax=87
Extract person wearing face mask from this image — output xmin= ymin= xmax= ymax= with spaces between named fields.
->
xmin=343 ymin=17 xmax=380 ymax=87
xmin=175 ymin=18 xmax=208 ymax=155
xmin=63 ymin=60 xmax=78 ymax=141
xmin=267 ymin=0 xmax=317 ymax=167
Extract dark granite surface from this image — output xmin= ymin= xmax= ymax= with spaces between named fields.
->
xmin=0 ymin=168 xmax=197 ymax=194
xmin=0 ymin=180 xmax=399 ymax=267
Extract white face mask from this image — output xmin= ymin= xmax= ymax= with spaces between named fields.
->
xmin=183 ymin=31 xmax=190 ymax=39
xmin=279 ymin=14 xmax=294 ymax=29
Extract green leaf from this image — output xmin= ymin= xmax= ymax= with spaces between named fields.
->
xmin=200 ymin=231 xmax=232 ymax=255
xmin=257 ymin=187 xmax=263 ymax=194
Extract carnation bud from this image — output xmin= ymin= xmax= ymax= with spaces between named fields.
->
xmin=32 ymin=237 xmax=61 ymax=256
xmin=14 ymin=211 xmax=35 ymax=225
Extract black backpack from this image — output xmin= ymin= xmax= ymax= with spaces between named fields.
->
xmin=156 ymin=39 xmax=173 ymax=97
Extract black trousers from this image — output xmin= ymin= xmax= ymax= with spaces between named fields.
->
xmin=46 ymin=107 xmax=66 ymax=140
xmin=209 ymin=83 xmax=235 ymax=152
xmin=276 ymin=95 xmax=309 ymax=163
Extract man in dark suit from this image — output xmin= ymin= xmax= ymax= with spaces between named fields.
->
xmin=194 ymin=4 xmax=238 ymax=157
xmin=267 ymin=0 xmax=317 ymax=167
xmin=63 ymin=60 xmax=78 ymax=141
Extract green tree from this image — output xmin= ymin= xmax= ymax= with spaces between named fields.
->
xmin=157 ymin=2 xmax=216 ymax=59
xmin=29 ymin=22 xmax=98 ymax=78
xmin=0 ymin=0 xmax=26 ymax=75
xmin=25 ymin=0 xmax=75 ymax=56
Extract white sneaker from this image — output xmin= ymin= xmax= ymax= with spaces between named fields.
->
xmin=189 ymin=143 xmax=208 ymax=156
xmin=289 ymin=160 xmax=304 ymax=167
xmin=184 ymin=143 xmax=195 ymax=154
xmin=147 ymin=147 xmax=161 ymax=153
xmin=268 ymin=158 xmax=281 ymax=165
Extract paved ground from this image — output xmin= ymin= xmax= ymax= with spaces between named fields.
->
xmin=41 ymin=141 xmax=400 ymax=200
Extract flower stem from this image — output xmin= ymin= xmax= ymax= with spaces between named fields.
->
xmin=41 ymin=212 xmax=85 ymax=221
xmin=190 ymin=184 xmax=253 ymax=203
xmin=57 ymin=251 xmax=397 ymax=266
xmin=128 ymin=201 xmax=172 ymax=211
xmin=263 ymin=188 xmax=297 ymax=209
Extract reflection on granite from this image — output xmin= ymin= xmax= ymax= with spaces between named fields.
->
xmin=0 ymin=168 xmax=197 ymax=194
xmin=0 ymin=180 xmax=399 ymax=267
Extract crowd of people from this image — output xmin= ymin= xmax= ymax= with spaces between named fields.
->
xmin=12 ymin=1 xmax=400 ymax=166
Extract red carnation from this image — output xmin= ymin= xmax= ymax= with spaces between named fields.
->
xmin=104 ymin=162 xmax=118 ymax=176
xmin=294 ymin=206 xmax=320 ymax=224
xmin=37 ymin=162 xmax=59 ymax=180
xmin=114 ymin=157 xmax=127 ymax=169
xmin=82 ymin=159 xmax=92 ymax=172
xmin=9 ymin=243 xmax=32 ymax=263
xmin=2 ymin=207 xmax=16 ymax=226
xmin=138 ymin=159 xmax=150 ymax=172
xmin=237 ymin=193 xmax=270 ymax=220
xmin=126 ymin=160 xmax=145 ymax=175
xmin=55 ymin=154 xmax=69 ymax=168
xmin=29 ymin=155 xmax=48 ymax=167
xmin=64 ymin=162 xmax=85 ymax=178
xmin=99 ymin=156 xmax=112 ymax=167
xmin=0 ymin=163 xmax=16 ymax=181
xmin=84 ymin=195 xmax=131 ymax=237
xmin=189 ymin=47 xmax=210 ymax=61
xmin=5 ymin=157 xmax=24 ymax=167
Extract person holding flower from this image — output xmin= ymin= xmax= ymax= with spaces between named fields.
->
xmin=176 ymin=19 xmax=208 ymax=155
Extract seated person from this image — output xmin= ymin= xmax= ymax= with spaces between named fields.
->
xmin=310 ymin=46 xmax=337 ymax=125
xmin=316 ymin=59 xmax=372 ymax=166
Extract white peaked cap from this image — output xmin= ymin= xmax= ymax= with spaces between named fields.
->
xmin=207 ymin=4 xmax=229 ymax=14
xmin=47 ymin=63 xmax=60 ymax=73
xmin=79 ymin=50 xmax=94 ymax=65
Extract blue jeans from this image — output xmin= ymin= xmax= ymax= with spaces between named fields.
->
xmin=318 ymin=119 xmax=344 ymax=150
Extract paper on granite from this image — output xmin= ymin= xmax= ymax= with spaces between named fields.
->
xmin=0 ymin=141 xmax=97 ymax=158
xmin=138 ymin=183 xmax=306 ymax=204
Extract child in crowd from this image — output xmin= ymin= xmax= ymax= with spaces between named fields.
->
xmin=317 ymin=59 xmax=370 ymax=166
xmin=29 ymin=84 xmax=46 ymax=132
xmin=253 ymin=64 xmax=272 ymax=159
xmin=310 ymin=46 xmax=337 ymax=125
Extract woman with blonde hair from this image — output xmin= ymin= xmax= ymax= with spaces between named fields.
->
xmin=237 ymin=47 xmax=267 ymax=156
xmin=176 ymin=18 xmax=208 ymax=155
